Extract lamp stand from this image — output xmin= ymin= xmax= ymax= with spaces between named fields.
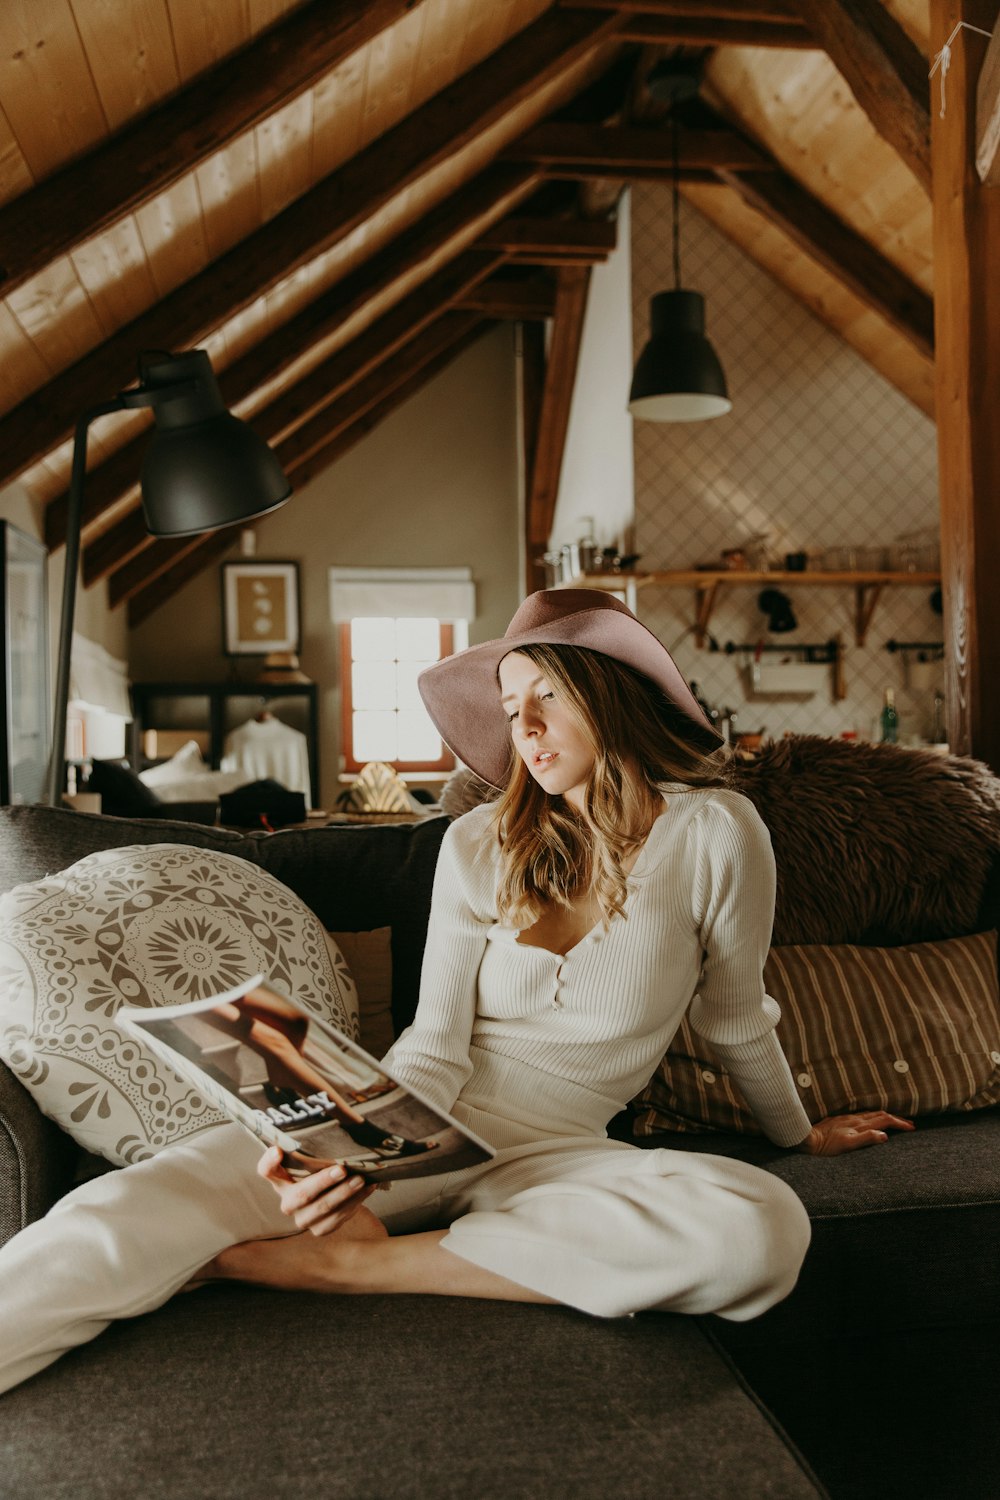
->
xmin=45 ymin=397 xmax=126 ymax=807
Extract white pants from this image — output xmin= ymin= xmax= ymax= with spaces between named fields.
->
xmin=0 ymin=1121 xmax=809 ymax=1397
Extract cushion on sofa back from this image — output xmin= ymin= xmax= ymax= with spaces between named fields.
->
xmin=0 ymin=806 xmax=449 ymax=1037
xmin=732 ymin=737 xmax=1000 ymax=946
xmin=0 ymin=842 xmax=359 ymax=1164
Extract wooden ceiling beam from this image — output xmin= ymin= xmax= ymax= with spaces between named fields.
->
xmin=476 ymin=217 xmax=617 ymax=256
xmin=85 ymin=261 xmax=503 ymax=584
xmin=525 ymin=265 xmax=593 ymax=593
xmin=930 ymin=0 xmax=1000 ymax=764
xmin=0 ymin=5 xmax=624 ymax=490
xmin=620 ymin=15 xmax=814 ymax=46
xmin=125 ymin=323 xmax=490 ymax=627
xmin=789 ymin=0 xmax=931 ymax=191
xmin=281 ymin=322 xmax=490 ymax=495
xmin=715 ymin=166 xmax=934 ymax=357
xmin=244 ymin=259 xmax=503 ymax=450
xmin=0 ymin=0 xmax=421 ymax=299
xmin=508 ymin=122 xmax=770 ymax=172
xmin=274 ymin=311 xmax=485 ymax=474
xmin=562 ymin=1 xmax=799 ymax=20
xmin=125 ymin=532 xmax=240 ymax=630
xmin=47 ymin=163 xmax=538 ymax=551
xmin=454 ymin=278 xmax=558 ymax=319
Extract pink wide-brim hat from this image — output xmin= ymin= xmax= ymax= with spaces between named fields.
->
xmin=418 ymin=588 xmax=722 ymax=789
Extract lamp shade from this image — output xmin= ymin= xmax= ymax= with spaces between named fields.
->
xmin=139 ymin=351 xmax=291 ymax=537
xmin=629 ymin=290 xmax=731 ymax=423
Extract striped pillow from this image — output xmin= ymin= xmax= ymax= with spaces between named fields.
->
xmin=633 ymin=930 xmax=1000 ymax=1137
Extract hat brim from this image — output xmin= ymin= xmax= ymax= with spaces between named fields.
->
xmin=419 ymin=603 xmax=721 ymax=788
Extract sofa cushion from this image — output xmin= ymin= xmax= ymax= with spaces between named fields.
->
xmin=0 ymin=1289 xmax=823 ymax=1500
xmin=0 ymin=843 xmax=358 ymax=1165
xmin=330 ymin=927 xmax=394 ymax=1059
xmin=633 ymin=931 xmax=1000 ymax=1136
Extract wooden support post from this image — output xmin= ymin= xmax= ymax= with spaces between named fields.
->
xmin=931 ymin=0 xmax=1000 ymax=767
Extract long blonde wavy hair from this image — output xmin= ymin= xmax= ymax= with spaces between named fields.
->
xmin=492 ymin=643 xmax=729 ymax=930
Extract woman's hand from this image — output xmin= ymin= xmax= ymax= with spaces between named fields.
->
xmin=258 ymin=1145 xmax=377 ymax=1236
xmin=799 ymin=1110 xmax=915 ymax=1155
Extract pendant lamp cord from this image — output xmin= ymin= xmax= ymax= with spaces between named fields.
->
xmin=671 ymin=115 xmax=682 ymax=290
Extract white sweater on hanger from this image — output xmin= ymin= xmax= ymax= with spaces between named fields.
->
xmin=221 ymin=717 xmax=311 ymax=807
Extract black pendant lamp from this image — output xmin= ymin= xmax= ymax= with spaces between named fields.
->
xmin=629 ymin=116 xmax=731 ymax=423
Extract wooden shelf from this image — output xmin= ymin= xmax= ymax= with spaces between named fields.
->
xmin=564 ymin=570 xmax=941 ymax=647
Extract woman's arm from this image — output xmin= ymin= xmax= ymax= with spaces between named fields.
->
xmin=379 ymin=812 xmax=494 ymax=1115
xmin=686 ymin=793 xmax=813 ymax=1146
xmin=688 ymin=793 xmax=913 ymax=1153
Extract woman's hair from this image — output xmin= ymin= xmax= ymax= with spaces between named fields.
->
xmin=492 ymin=643 xmax=729 ymax=929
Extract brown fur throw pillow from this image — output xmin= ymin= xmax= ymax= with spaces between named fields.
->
xmin=441 ymin=736 xmax=1000 ymax=949
xmin=731 ymin=737 xmax=1000 ymax=946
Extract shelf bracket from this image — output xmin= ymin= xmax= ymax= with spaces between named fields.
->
xmin=854 ymin=583 xmax=885 ymax=646
xmin=694 ymin=582 xmax=720 ymax=649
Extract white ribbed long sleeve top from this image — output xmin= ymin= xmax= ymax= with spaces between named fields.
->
xmin=384 ymin=788 xmax=812 ymax=1148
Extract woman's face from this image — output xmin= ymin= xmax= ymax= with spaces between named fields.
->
xmin=498 ymin=651 xmax=595 ymax=812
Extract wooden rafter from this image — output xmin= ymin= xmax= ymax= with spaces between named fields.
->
xmin=525 ymin=265 xmax=593 ymax=591
xmin=715 ymin=167 xmax=934 ymax=357
xmin=0 ymin=0 xmax=421 ymax=299
xmin=455 ymin=276 xmax=558 ymax=320
xmin=789 ymin=0 xmax=931 ymax=191
xmin=931 ymin=0 xmax=1000 ymax=765
xmin=620 ymin=15 xmax=813 ymax=46
xmin=476 ymin=218 xmax=618 ymax=256
xmin=563 ymin=1 xmax=812 ymax=46
xmin=563 ymin=1 xmax=799 ymax=20
xmin=48 ymin=164 xmax=540 ymax=551
xmin=0 ymin=5 xmax=624 ymax=491
xmin=124 ymin=322 xmax=490 ymax=625
xmin=508 ymin=122 xmax=770 ymax=172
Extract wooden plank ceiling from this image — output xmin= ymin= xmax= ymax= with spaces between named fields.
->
xmin=0 ymin=0 xmax=934 ymax=622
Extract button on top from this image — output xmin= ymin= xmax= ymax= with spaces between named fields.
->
xmin=893 ymin=1059 xmax=910 ymax=1074
xmin=701 ymin=1069 xmax=716 ymax=1084
xmin=797 ymin=1072 xmax=812 ymax=1088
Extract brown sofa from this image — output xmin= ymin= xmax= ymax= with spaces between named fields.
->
xmin=1 ymin=737 xmax=999 ymax=1498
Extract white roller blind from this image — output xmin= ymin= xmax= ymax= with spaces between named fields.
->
xmin=329 ymin=567 xmax=475 ymax=623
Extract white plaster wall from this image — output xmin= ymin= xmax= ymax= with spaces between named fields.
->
xmin=549 ymin=190 xmax=635 ymax=558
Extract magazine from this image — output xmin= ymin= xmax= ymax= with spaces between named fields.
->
xmin=117 ymin=976 xmax=494 ymax=1182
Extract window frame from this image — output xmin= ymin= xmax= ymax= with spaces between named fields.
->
xmin=339 ymin=619 xmax=456 ymax=774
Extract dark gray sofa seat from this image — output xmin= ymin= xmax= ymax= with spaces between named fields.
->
xmin=0 ymin=1291 xmax=823 ymax=1500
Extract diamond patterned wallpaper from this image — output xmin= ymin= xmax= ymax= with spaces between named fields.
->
xmin=630 ymin=184 xmax=943 ymax=745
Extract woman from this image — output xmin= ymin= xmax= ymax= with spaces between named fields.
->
xmin=0 ymin=590 xmax=911 ymax=1393
xmin=202 ymin=589 xmax=912 ymax=1315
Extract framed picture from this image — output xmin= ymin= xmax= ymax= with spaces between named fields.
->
xmin=0 ymin=522 xmax=51 ymax=805
xmin=222 ymin=561 xmax=300 ymax=657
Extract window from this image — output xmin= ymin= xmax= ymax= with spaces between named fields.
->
xmin=339 ymin=617 xmax=456 ymax=772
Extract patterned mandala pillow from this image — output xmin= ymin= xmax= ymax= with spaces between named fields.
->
xmin=0 ymin=844 xmax=359 ymax=1165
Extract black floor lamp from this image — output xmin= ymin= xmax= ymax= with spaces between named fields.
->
xmin=45 ymin=349 xmax=291 ymax=806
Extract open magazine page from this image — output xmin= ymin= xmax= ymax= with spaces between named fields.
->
xmin=118 ymin=976 xmax=493 ymax=1182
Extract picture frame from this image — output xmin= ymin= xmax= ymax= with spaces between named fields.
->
xmin=0 ymin=521 xmax=51 ymax=805
xmin=222 ymin=561 xmax=300 ymax=657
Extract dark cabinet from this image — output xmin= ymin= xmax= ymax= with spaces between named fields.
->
xmin=130 ymin=682 xmax=319 ymax=808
